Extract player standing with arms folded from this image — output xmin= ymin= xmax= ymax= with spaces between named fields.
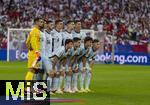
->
xmin=50 ymin=39 xmax=73 ymax=94
xmin=78 ymin=37 xmax=93 ymax=92
xmin=68 ymin=37 xmax=81 ymax=92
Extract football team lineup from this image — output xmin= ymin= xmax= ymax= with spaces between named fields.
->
xmin=0 ymin=61 xmax=150 ymax=105
xmin=1 ymin=17 xmax=150 ymax=105
xmin=25 ymin=18 xmax=100 ymax=95
xmin=0 ymin=0 xmax=150 ymax=105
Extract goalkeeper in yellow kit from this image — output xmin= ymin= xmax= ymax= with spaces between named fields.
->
xmin=25 ymin=17 xmax=44 ymax=80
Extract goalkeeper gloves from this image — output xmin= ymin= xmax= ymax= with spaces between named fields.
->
xmin=35 ymin=51 xmax=41 ymax=61
xmin=32 ymin=51 xmax=41 ymax=68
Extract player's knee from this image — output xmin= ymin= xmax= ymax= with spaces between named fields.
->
xmin=73 ymin=68 xmax=78 ymax=73
xmin=66 ymin=70 xmax=73 ymax=76
xmin=60 ymin=71 xmax=65 ymax=76
xmin=86 ymin=70 xmax=92 ymax=75
xmin=55 ymin=71 xmax=60 ymax=78
xmin=48 ymin=71 xmax=55 ymax=78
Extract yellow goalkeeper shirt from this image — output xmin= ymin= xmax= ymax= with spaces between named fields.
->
xmin=26 ymin=26 xmax=40 ymax=52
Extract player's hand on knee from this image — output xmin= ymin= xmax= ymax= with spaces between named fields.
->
xmin=35 ymin=51 xmax=41 ymax=61
xmin=74 ymin=65 xmax=78 ymax=71
xmin=55 ymin=71 xmax=60 ymax=77
xmin=60 ymin=66 xmax=65 ymax=76
xmin=81 ymin=67 xmax=86 ymax=73
xmin=49 ymin=70 xmax=55 ymax=78
xmin=60 ymin=70 xmax=65 ymax=76
xmin=73 ymin=67 xmax=79 ymax=73
xmin=61 ymin=66 xmax=66 ymax=72
xmin=68 ymin=67 xmax=73 ymax=75
xmin=68 ymin=70 xmax=73 ymax=76
xmin=88 ymin=67 xmax=92 ymax=72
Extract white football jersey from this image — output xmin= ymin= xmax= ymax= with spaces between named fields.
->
xmin=51 ymin=29 xmax=63 ymax=52
xmin=77 ymin=45 xmax=91 ymax=60
xmin=88 ymin=47 xmax=98 ymax=61
xmin=72 ymin=30 xmax=87 ymax=47
xmin=45 ymin=30 xmax=52 ymax=57
xmin=50 ymin=46 xmax=72 ymax=60
xmin=72 ymin=30 xmax=87 ymax=41
xmin=40 ymin=30 xmax=46 ymax=57
xmin=62 ymin=31 xmax=73 ymax=45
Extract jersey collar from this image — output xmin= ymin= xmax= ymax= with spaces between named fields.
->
xmin=45 ymin=30 xmax=51 ymax=34
xmin=66 ymin=30 xmax=72 ymax=34
xmin=55 ymin=29 xmax=61 ymax=33
xmin=74 ymin=30 xmax=80 ymax=33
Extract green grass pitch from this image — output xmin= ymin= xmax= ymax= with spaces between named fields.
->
xmin=0 ymin=61 xmax=150 ymax=105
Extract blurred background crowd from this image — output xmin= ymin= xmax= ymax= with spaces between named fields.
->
xmin=0 ymin=0 xmax=150 ymax=53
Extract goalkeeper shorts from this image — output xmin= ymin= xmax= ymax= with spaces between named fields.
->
xmin=27 ymin=51 xmax=38 ymax=68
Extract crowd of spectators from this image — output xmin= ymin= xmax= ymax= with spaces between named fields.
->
xmin=0 ymin=0 xmax=150 ymax=52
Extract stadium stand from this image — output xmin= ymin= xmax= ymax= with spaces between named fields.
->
xmin=0 ymin=0 xmax=150 ymax=52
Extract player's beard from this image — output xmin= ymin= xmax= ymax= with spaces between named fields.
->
xmin=39 ymin=26 xmax=44 ymax=30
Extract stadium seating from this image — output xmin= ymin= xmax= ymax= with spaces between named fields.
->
xmin=0 ymin=0 xmax=149 ymax=52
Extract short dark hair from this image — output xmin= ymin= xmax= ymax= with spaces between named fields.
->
xmin=67 ymin=20 xmax=74 ymax=25
xmin=65 ymin=39 xmax=73 ymax=46
xmin=55 ymin=20 xmax=63 ymax=25
xmin=93 ymin=39 xmax=99 ymax=43
xmin=46 ymin=19 xmax=53 ymax=24
xmin=84 ymin=36 xmax=93 ymax=44
xmin=74 ymin=20 xmax=81 ymax=24
xmin=73 ymin=37 xmax=81 ymax=42
xmin=34 ymin=17 xmax=42 ymax=23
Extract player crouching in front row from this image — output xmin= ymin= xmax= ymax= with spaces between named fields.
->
xmin=48 ymin=39 xmax=73 ymax=94
xmin=48 ymin=37 xmax=100 ymax=94
xmin=84 ymin=39 xmax=100 ymax=92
